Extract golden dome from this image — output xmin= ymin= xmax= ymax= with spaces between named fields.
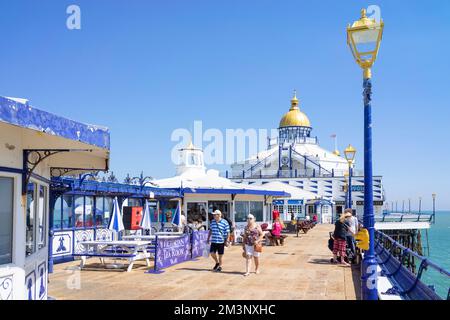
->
xmin=279 ymin=90 xmax=311 ymax=128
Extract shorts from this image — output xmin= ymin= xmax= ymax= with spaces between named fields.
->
xmin=333 ymin=238 xmax=347 ymax=257
xmin=245 ymin=244 xmax=261 ymax=258
xmin=210 ymin=242 xmax=225 ymax=255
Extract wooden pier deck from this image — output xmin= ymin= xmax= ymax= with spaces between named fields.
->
xmin=48 ymin=224 xmax=361 ymax=300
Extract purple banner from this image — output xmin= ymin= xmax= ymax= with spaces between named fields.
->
xmin=155 ymin=234 xmax=191 ymax=270
xmin=191 ymin=230 xmax=210 ymax=259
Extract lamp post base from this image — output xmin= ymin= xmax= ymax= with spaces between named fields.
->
xmin=361 ymin=254 xmax=379 ymax=300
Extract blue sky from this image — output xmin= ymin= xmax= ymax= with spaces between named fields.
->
xmin=1 ymin=0 xmax=449 ymax=210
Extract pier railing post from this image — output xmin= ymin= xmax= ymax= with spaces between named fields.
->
xmin=361 ymin=72 xmax=378 ymax=301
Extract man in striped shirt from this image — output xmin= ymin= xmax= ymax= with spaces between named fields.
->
xmin=207 ymin=210 xmax=230 ymax=272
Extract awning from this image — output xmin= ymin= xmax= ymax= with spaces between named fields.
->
xmin=52 ymin=177 xmax=181 ymax=198
xmin=0 ymin=96 xmax=110 ymax=193
xmin=182 ymin=187 xmax=289 ymax=197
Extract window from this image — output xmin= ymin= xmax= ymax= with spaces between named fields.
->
xmin=235 ymin=201 xmax=249 ymax=222
xmin=53 ymin=196 xmax=62 ymax=230
xmin=37 ymin=185 xmax=47 ymax=250
xmin=95 ymin=197 xmax=104 ymax=226
xmin=26 ymin=182 xmax=36 ymax=256
xmin=160 ymin=201 xmax=178 ymax=223
xmin=148 ymin=201 xmax=158 ymax=222
xmin=62 ymin=195 xmax=73 ymax=228
xmin=104 ymin=197 xmax=113 ymax=226
xmin=85 ymin=196 xmax=94 ymax=227
xmin=250 ymin=202 xmax=263 ymax=221
xmin=187 ymin=202 xmax=207 ymax=223
xmin=74 ymin=196 xmax=84 ymax=228
xmin=127 ymin=198 xmax=142 ymax=207
xmin=287 ymin=205 xmax=302 ymax=219
xmin=0 ymin=177 xmax=14 ymax=264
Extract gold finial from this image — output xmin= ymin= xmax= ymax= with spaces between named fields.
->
xmin=290 ymin=89 xmax=299 ymax=110
xmin=361 ymin=8 xmax=367 ymax=18
xmin=187 ymin=139 xmax=195 ymax=149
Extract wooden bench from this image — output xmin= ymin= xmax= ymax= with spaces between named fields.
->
xmin=266 ymin=234 xmax=287 ymax=246
xmin=296 ymin=220 xmax=314 ymax=237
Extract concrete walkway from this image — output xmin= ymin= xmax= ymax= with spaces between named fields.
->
xmin=48 ymin=224 xmax=361 ymax=300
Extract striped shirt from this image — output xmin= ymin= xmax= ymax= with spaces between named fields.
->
xmin=209 ymin=219 xmax=230 ymax=244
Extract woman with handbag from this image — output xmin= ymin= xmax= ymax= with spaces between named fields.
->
xmin=242 ymin=214 xmax=264 ymax=276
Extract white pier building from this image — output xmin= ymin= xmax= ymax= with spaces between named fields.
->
xmin=226 ymin=92 xmax=385 ymax=222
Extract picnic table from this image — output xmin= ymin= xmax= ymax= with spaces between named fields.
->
xmin=75 ymin=240 xmax=154 ymax=272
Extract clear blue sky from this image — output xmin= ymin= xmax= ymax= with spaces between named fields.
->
xmin=1 ymin=0 xmax=449 ymax=210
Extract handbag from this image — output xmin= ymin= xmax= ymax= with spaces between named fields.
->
xmin=254 ymin=242 xmax=263 ymax=253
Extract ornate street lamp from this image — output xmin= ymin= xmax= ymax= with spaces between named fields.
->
xmin=432 ymin=193 xmax=437 ymax=223
xmin=344 ymin=144 xmax=356 ymax=209
xmin=347 ymin=8 xmax=384 ymax=300
xmin=419 ymin=196 xmax=422 ymax=213
xmin=344 ymin=171 xmax=349 ymax=208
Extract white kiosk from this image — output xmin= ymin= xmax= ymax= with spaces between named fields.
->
xmin=0 ymin=96 xmax=110 ymax=300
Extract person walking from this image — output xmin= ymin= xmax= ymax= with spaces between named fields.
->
xmin=242 ymin=214 xmax=264 ymax=276
xmin=331 ymin=212 xmax=351 ymax=266
xmin=207 ymin=210 xmax=230 ymax=272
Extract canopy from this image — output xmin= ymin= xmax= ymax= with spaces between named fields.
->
xmin=262 ymin=181 xmax=317 ymax=200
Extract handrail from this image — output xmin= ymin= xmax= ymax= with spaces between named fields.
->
xmin=245 ymin=149 xmax=277 ymax=175
xmin=375 ymin=213 xmax=435 ymax=225
xmin=291 ymin=149 xmax=332 ymax=175
xmin=376 ymin=231 xmax=450 ymax=278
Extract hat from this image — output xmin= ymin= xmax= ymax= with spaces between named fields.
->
xmin=213 ymin=210 xmax=222 ymax=216
xmin=247 ymin=214 xmax=255 ymax=220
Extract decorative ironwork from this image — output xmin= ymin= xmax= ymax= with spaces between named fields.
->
xmin=50 ymin=167 xmax=79 ymax=177
xmin=0 ymin=276 xmax=13 ymax=300
xmin=22 ymin=148 xmax=93 ymax=194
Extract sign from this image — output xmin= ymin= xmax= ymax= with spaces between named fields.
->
xmin=356 ymin=201 xmax=384 ymax=206
xmin=334 ymin=201 xmax=346 ymax=206
xmin=191 ymin=230 xmax=210 ymax=259
xmin=155 ymin=234 xmax=191 ymax=270
xmin=287 ymin=199 xmax=303 ymax=205
xmin=273 ymin=200 xmax=284 ymax=205
xmin=352 ymin=185 xmax=365 ymax=192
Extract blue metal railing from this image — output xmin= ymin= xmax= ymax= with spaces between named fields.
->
xmin=374 ymin=230 xmax=449 ymax=300
xmin=377 ymin=212 xmax=435 ymax=224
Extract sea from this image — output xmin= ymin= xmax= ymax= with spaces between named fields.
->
xmin=420 ymin=211 xmax=450 ymax=299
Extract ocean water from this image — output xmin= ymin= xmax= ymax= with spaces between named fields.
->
xmin=420 ymin=211 xmax=450 ymax=299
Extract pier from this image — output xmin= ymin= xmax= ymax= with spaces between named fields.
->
xmin=48 ymin=224 xmax=360 ymax=300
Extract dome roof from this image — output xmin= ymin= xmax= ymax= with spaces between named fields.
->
xmin=279 ymin=91 xmax=311 ymax=128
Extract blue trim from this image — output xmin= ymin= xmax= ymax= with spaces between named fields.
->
xmin=52 ymin=177 xmax=181 ymax=198
xmin=0 ymin=166 xmax=23 ymax=174
xmin=0 ymin=96 xmax=110 ymax=150
xmin=182 ymin=187 xmax=289 ymax=197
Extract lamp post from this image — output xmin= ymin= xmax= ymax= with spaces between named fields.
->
xmin=344 ymin=171 xmax=349 ymax=208
xmin=419 ymin=197 xmax=422 ymax=213
xmin=347 ymin=8 xmax=384 ymax=300
xmin=432 ymin=193 xmax=436 ymax=223
xmin=344 ymin=144 xmax=357 ymax=209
